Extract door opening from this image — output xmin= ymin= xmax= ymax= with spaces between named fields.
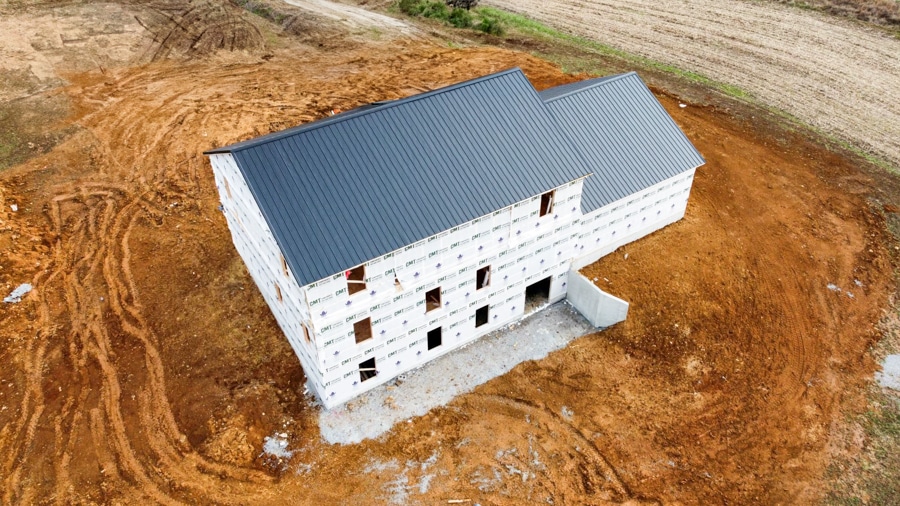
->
xmin=524 ymin=276 xmax=552 ymax=313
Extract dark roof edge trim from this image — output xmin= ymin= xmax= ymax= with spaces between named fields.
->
xmin=540 ymin=71 xmax=637 ymax=103
xmin=203 ymin=67 xmax=526 ymax=155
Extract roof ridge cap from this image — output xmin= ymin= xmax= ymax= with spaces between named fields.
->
xmin=204 ymin=67 xmax=527 ymax=155
xmin=541 ymin=71 xmax=638 ymax=103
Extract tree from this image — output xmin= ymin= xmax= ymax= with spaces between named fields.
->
xmin=446 ymin=0 xmax=479 ymax=10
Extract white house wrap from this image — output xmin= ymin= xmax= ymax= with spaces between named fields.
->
xmin=205 ymin=69 xmax=704 ymax=408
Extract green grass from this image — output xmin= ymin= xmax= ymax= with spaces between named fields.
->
xmin=0 ymin=132 xmax=16 ymax=170
xmin=397 ymin=0 xmax=500 ymax=32
xmin=234 ymin=0 xmax=289 ymax=24
xmin=475 ymin=7 xmax=750 ymax=100
xmin=825 ymin=392 xmax=900 ymax=505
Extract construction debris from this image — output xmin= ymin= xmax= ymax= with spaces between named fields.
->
xmin=4 ymin=283 xmax=32 ymax=303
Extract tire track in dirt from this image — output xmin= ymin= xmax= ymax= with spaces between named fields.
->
xmin=0 ymin=43 xmax=618 ymax=502
xmin=1 ymin=263 xmax=55 ymax=505
xmin=460 ymin=393 xmax=657 ymax=505
xmin=136 ymin=0 xmax=265 ymax=61
xmin=1 ymin=180 xmax=276 ymax=503
xmin=484 ymin=0 xmax=900 ymax=168
xmin=53 ymin=187 xmax=177 ymax=504
xmin=1 ymin=21 xmax=891 ymax=501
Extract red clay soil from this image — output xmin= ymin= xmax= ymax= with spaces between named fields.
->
xmin=0 ymin=39 xmax=894 ymax=505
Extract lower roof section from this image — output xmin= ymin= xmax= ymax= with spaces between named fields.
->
xmin=541 ymin=72 xmax=705 ymax=213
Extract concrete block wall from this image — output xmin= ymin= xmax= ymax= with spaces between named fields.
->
xmin=573 ymin=169 xmax=695 ymax=269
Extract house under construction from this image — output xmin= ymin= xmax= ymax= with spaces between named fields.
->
xmin=204 ymin=68 xmax=704 ymax=409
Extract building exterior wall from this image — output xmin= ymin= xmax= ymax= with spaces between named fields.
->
xmin=302 ymin=179 xmax=585 ymax=408
xmin=572 ymin=169 xmax=696 ymax=270
xmin=208 ymin=154 xmax=323 ymax=385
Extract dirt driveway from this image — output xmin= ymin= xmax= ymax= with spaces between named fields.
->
xmin=484 ymin=0 xmax=900 ymax=169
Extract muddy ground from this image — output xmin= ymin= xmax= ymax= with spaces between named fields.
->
xmin=0 ymin=1 xmax=897 ymax=504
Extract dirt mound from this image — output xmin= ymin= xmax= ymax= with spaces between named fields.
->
xmin=136 ymin=0 xmax=266 ymax=60
xmin=0 ymin=7 xmax=895 ymax=505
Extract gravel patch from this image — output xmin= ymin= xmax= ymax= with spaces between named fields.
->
xmin=876 ymin=354 xmax=900 ymax=391
xmin=318 ymin=301 xmax=595 ymax=444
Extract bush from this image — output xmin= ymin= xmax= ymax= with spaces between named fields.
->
xmin=398 ymin=0 xmax=425 ymax=16
xmin=420 ymin=1 xmax=450 ymax=21
xmin=447 ymin=0 xmax=479 ymax=10
xmin=448 ymin=7 xmax=473 ymax=28
xmin=397 ymin=0 xmax=500 ymax=33
xmin=476 ymin=15 xmax=504 ymax=36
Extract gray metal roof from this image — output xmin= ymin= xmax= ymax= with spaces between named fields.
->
xmin=538 ymin=74 xmax=621 ymax=101
xmin=206 ymin=68 xmax=592 ymax=286
xmin=540 ymin=72 xmax=705 ymax=213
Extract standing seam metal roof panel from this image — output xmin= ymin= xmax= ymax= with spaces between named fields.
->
xmin=217 ymin=69 xmax=592 ymax=286
xmin=541 ymin=72 xmax=705 ymax=213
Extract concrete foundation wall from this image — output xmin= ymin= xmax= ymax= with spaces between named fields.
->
xmin=565 ymin=269 xmax=629 ymax=328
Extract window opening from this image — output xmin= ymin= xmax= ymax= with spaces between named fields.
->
xmin=354 ymin=317 xmax=373 ymax=344
xmin=425 ymin=287 xmax=441 ymax=312
xmin=303 ymin=324 xmax=311 ymax=343
xmin=476 ymin=265 xmax=491 ymax=290
xmin=475 ymin=305 xmax=489 ymax=328
xmin=359 ymin=357 xmax=377 ymax=382
xmin=524 ymin=276 xmax=552 ymax=313
xmin=540 ymin=190 xmax=555 ymax=217
xmin=346 ymin=265 xmax=366 ymax=295
xmin=224 ymin=178 xmax=232 ymax=198
xmin=280 ymin=255 xmax=289 ymax=277
xmin=427 ymin=327 xmax=442 ymax=350
xmin=275 ymin=283 xmax=283 ymax=302
xmin=394 ymin=277 xmax=404 ymax=292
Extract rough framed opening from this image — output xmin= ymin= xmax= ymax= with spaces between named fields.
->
xmin=540 ymin=190 xmax=555 ymax=217
xmin=476 ymin=265 xmax=491 ymax=290
xmin=303 ymin=324 xmax=311 ymax=343
xmin=425 ymin=287 xmax=441 ymax=312
xmin=525 ymin=276 xmax=552 ymax=313
xmin=223 ymin=177 xmax=232 ymax=198
xmin=475 ymin=305 xmax=489 ymax=328
xmin=354 ymin=317 xmax=373 ymax=344
xmin=359 ymin=357 xmax=376 ymax=382
xmin=280 ymin=255 xmax=289 ymax=277
xmin=275 ymin=283 xmax=283 ymax=302
xmin=427 ymin=327 xmax=442 ymax=350
xmin=346 ymin=264 xmax=366 ymax=295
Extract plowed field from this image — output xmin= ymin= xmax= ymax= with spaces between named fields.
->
xmin=484 ymin=0 xmax=900 ymax=169
xmin=0 ymin=1 xmax=896 ymax=504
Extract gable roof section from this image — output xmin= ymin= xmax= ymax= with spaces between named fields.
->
xmin=207 ymin=68 xmax=592 ymax=286
xmin=540 ymin=72 xmax=705 ymax=213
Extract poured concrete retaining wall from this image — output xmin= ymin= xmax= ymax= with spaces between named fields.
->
xmin=565 ymin=269 xmax=629 ymax=328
